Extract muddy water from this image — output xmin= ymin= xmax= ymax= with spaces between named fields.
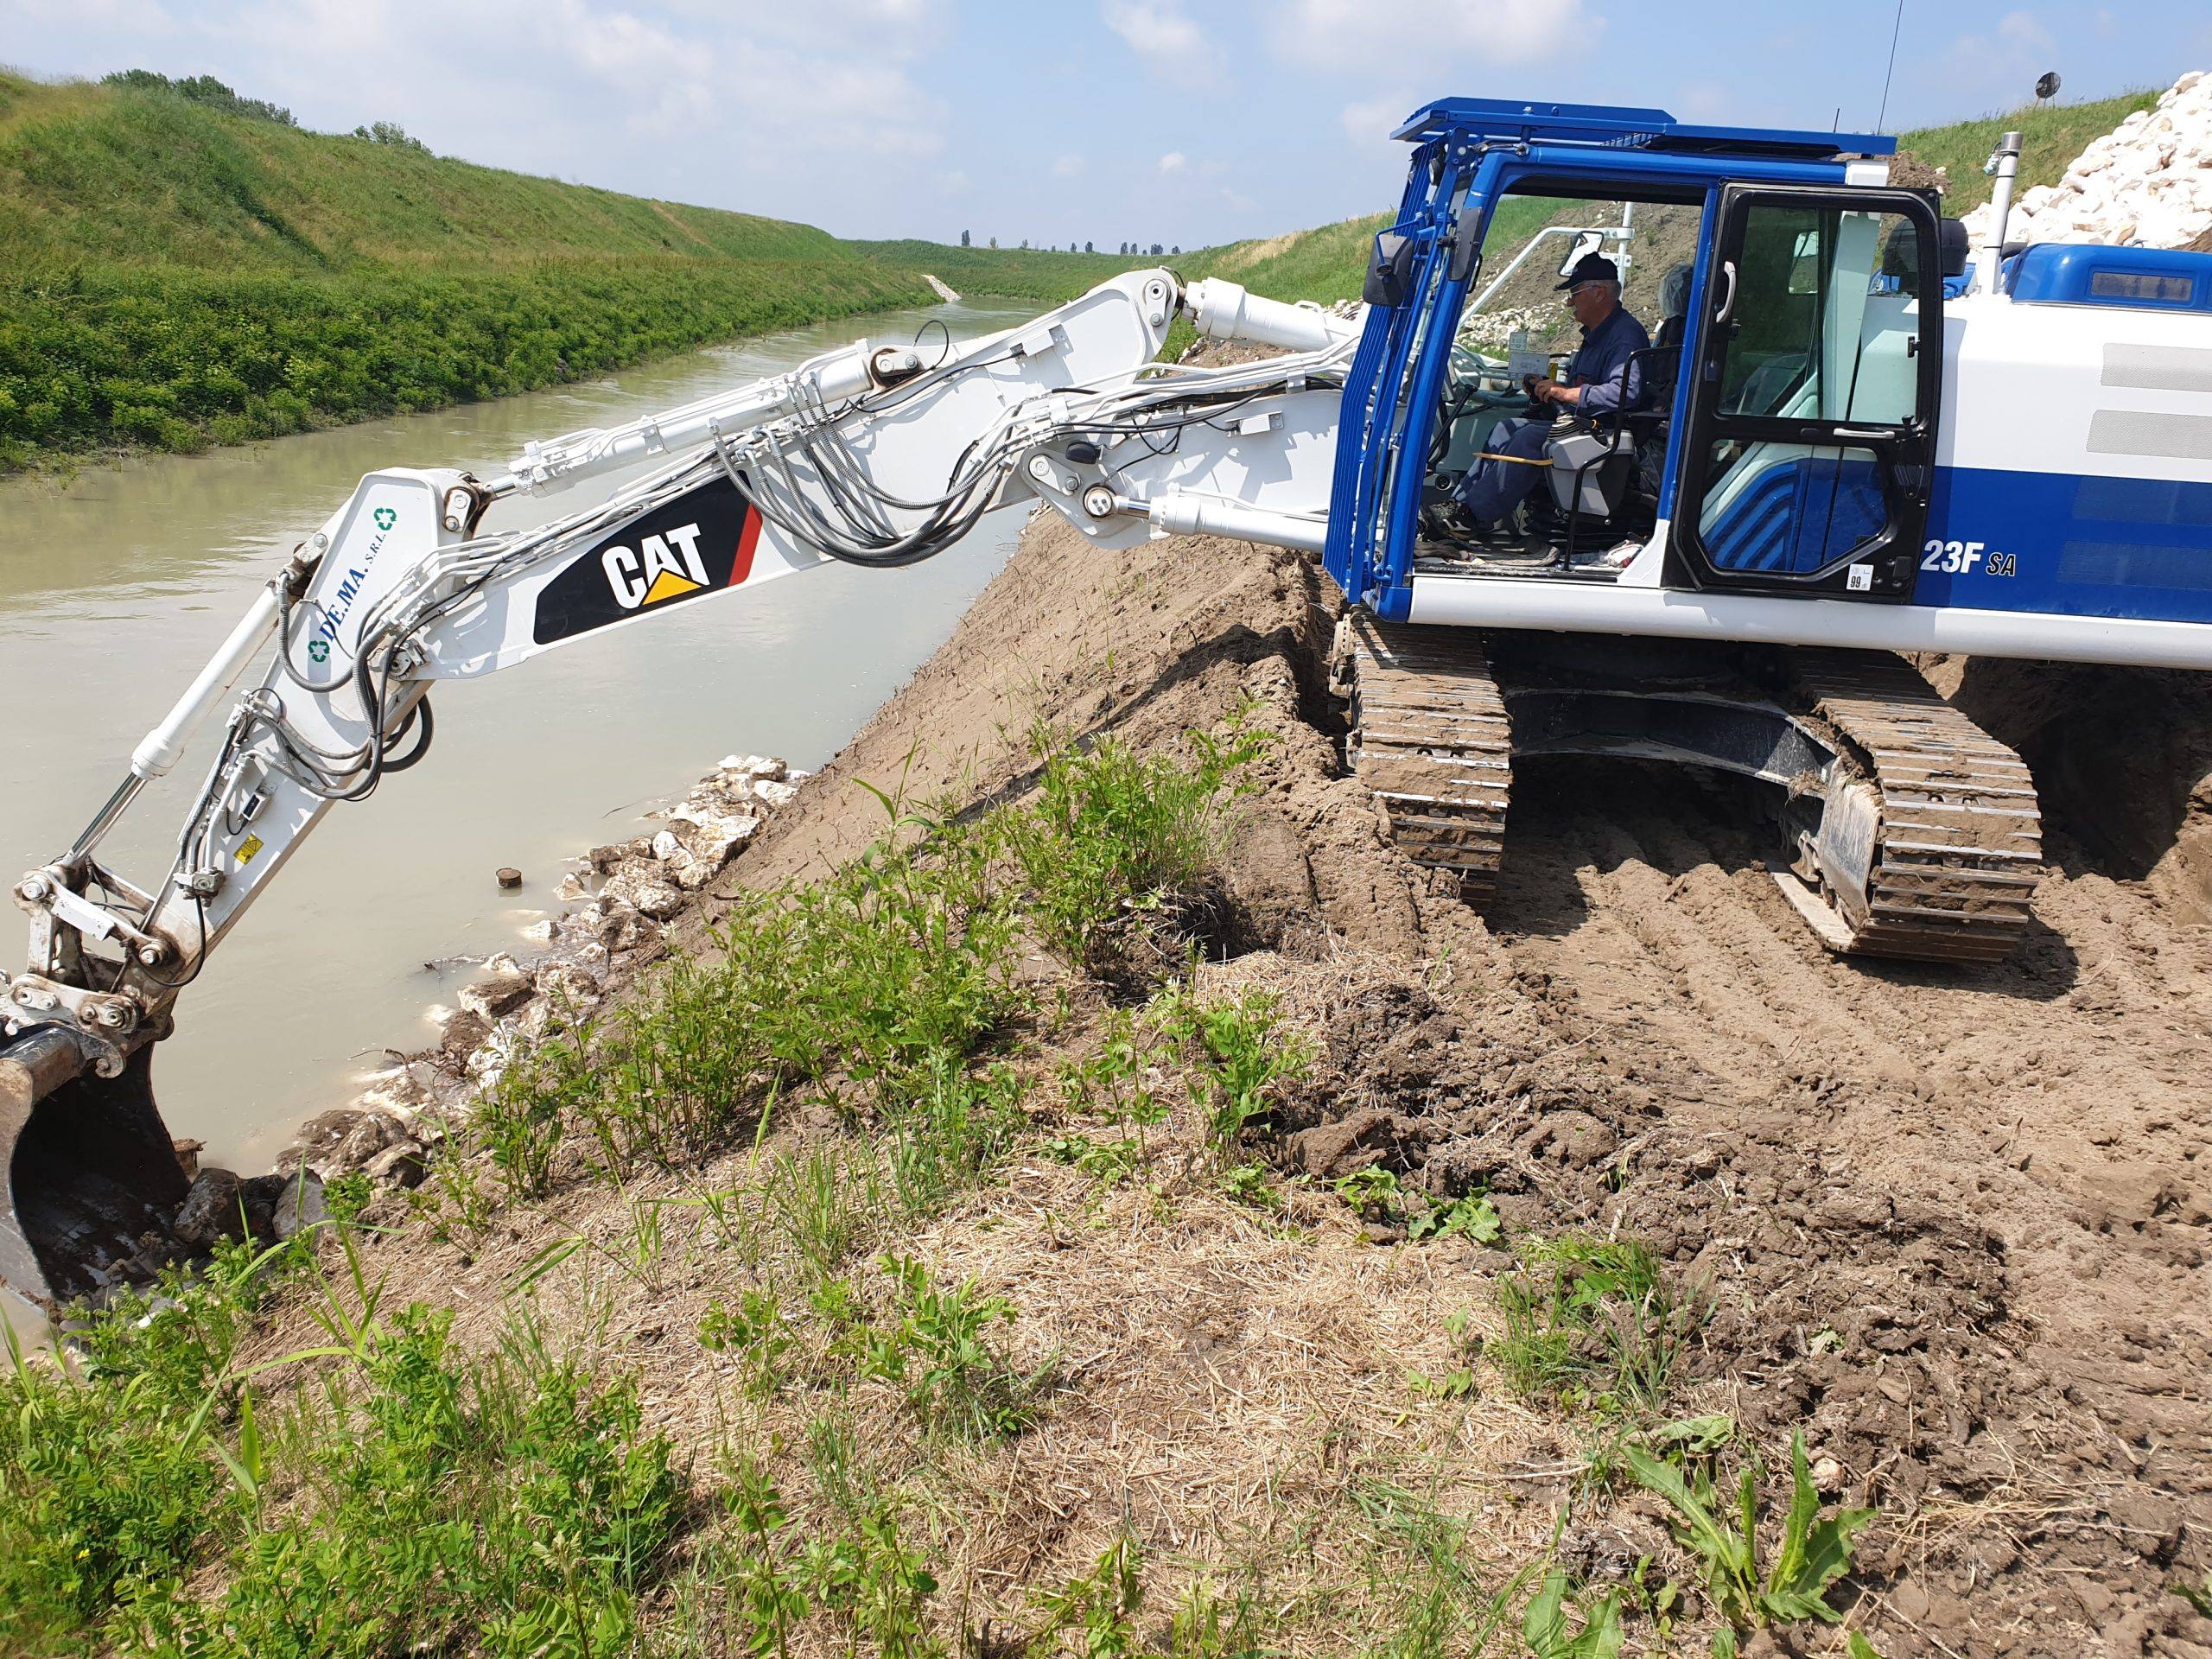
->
xmin=0 ymin=298 xmax=1039 ymax=1171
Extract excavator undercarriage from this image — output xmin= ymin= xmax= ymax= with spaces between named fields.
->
xmin=1338 ymin=615 xmax=2044 ymax=961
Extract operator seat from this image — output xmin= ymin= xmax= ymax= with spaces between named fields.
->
xmin=1634 ymin=262 xmax=1694 ymax=498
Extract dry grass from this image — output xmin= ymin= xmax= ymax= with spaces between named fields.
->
xmin=229 ymin=947 xmax=1571 ymax=1655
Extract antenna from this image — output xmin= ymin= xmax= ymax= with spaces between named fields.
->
xmin=1876 ymin=0 xmax=1906 ymax=130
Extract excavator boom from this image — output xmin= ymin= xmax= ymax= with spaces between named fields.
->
xmin=0 ymin=270 xmax=1358 ymax=1307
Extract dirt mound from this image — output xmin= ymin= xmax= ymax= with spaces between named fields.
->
xmin=747 ymin=500 xmax=2206 ymax=1652
xmin=1929 ymin=654 xmax=2212 ymax=914
xmin=750 ymin=505 xmax=2211 ymax=1651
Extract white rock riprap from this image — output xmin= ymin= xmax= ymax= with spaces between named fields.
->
xmin=271 ymin=753 xmax=809 ymax=1195
xmin=1961 ymin=73 xmax=2212 ymax=251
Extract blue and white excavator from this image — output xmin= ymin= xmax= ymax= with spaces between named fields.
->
xmin=7 ymin=99 xmax=2211 ymax=1303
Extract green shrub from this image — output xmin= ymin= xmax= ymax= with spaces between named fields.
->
xmin=131 ymin=1304 xmax=681 ymax=1659
xmin=860 ymin=1255 xmax=1044 ymax=1441
xmin=0 ymin=1237 xmax=296 ymax=1651
xmin=459 ymin=804 xmax=1020 ymax=1195
xmin=1007 ymin=727 xmax=1264 ymax=973
xmin=1154 ymin=983 xmax=1311 ymax=1165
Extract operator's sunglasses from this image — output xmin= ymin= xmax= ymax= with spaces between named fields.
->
xmin=1564 ymin=282 xmax=1608 ymax=299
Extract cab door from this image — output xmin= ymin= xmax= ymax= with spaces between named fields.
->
xmin=1668 ymin=185 xmax=1943 ymax=600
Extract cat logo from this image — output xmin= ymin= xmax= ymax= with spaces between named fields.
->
xmin=531 ymin=476 xmax=762 ymax=647
xmin=603 ymin=524 xmax=709 ymax=610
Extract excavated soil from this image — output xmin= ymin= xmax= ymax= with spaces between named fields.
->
xmin=657 ymin=506 xmax=2211 ymax=1658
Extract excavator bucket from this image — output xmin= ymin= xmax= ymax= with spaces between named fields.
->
xmin=0 ymin=1029 xmax=188 ymax=1309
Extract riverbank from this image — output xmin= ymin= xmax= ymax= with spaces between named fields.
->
xmin=0 ymin=69 xmax=1154 ymax=476
xmin=0 ymin=296 xmax=1042 ymax=1174
xmin=11 ymin=486 xmax=2210 ymax=1656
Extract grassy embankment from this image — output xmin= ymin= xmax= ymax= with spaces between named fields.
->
xmin=0 ymin=723 xmax=1883 ymax=1656
xmin=0 ymin=73 xmax=1110 ymax=473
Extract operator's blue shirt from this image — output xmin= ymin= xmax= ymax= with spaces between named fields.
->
xmin=1566 ymin=303 xmax=1651 ymax=417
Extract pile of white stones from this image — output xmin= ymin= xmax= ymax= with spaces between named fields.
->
xmin=1459 ymin=302 xmax=1560 ymax=347
xmin=1962 ymin=72 xmax=2212 ymax=251
xmin=265 ymin=754 xmax=806 ymax=1199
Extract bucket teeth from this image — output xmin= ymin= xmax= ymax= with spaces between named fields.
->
xmin=1345 ymin=615 xmax=1511 ymax=904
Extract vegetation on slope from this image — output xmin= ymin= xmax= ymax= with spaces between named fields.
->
xmin=1892 ymin=86 xmax=2159 ymax=213
xmin=0 ymin=69 xmax=933 ymax=471
xmin=1 ymin=725 xmax=1882 ymax=1657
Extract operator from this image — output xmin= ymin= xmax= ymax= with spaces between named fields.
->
xmin=1459 ymin=252 xmax=1651 ymax=531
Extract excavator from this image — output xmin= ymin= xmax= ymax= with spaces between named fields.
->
xmin=8 ymin=97 xmax=2212 ymax=1306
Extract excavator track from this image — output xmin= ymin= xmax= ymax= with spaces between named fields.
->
xmin=1781 ymin=650 xmax=2044 ymax=963
xmin=1342 ymin=615 xmax=1511 ymax=903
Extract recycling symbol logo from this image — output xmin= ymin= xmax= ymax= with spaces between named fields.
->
xmin=308 ymin=639 xmax=329 ymax=664
xmin=373 ymin=506 xmax=397 ymax=531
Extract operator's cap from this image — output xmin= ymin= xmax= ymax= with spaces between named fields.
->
xmin=1557 ymin=253 xmax=1620 ymax=291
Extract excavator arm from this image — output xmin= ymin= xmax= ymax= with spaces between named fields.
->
xmin=0 ymin=268 xmax=1357 ymax=1306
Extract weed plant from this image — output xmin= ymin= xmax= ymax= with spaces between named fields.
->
xmin=0 ymin=1236 xmax=678 ymax=1657
xmin=1494 ymin=1235 xmax=1696 ymax=1420
xmin=463 ymin=800 xmax=1018 ymax=1203
xmin=1622 ymin=1430 xmax=1874 ymax=1654
xmin=127 ymin=1304 xmax=681 ymax=1658
xmin=1154 ymin=982 xmax=1313 ymax=1166
xmin=1027 ymin=1533 xmax=1147 ymax=1658
xmin=858 ymin=1254 xmax=1046 ymax=1441
xmin=1007 ymin=725 xmax=1266 ymax=975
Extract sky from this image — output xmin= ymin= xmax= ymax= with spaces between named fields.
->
xmin=7 ymin=0 xmax=2211 ymax=251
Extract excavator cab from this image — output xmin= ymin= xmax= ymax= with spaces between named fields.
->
xmin=1325 ymin=98 xmax=1948 ymax=620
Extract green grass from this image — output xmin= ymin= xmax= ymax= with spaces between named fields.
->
xmin=0 ymin=70 xmax=847 ymax=272
xmin=1893 ymin=88 xmax=2161 ymax=214
xmin=1007 ymin=722 xmax=1266 ymax=976
xmin=1493 ymin=1234 xmax=1696 ymax=1420
xmin=0 ymin=1237 xmax=681 ymax=1657
xmin=0 ymin=66 xmax=931 ymax=470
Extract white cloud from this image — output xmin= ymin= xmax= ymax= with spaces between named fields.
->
xmin=1158 ymin=150 xmax=1187 ymax=174
xmin=1052 ymin=153 xmax=1084 ymax=178
xmin=1270 ymin=0 xmax=1596 ymax=73
xmin=1940 ymin=8 xmax=2064 ymax=105
xmin=1997 ymin=9 xmax=2055 ymax=52
xmin=1219 ymin=186 xmax=1258 ymax=213
xmin=1099 ymin=0 xmax=1226 ymax=88
xmin=1339 ymin=90 xmax=1413 ymax=143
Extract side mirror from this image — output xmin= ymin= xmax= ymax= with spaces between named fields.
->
xmin=1447 ymin=226 xmax=1481 ymax=284
xmin=1363 ymin=232 xmax=1419 ymax=308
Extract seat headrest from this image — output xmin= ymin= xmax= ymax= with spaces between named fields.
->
xmin=1659 ymin=262 xmax=1694 ymax=321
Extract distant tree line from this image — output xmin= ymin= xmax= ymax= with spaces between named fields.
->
xmin=957 ymin=232 xmax=1179 ymax=257
xmin=101 ymin=70 xmax=295 ymax=126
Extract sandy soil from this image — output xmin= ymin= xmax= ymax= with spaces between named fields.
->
xmin=291 ymin=496 xmax=2210 ymax=1657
